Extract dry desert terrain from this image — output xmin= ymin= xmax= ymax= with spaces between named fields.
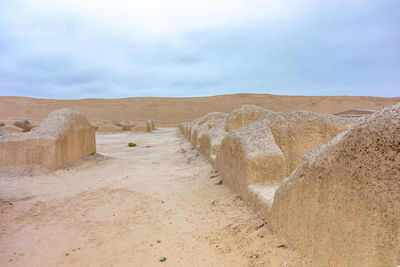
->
xmin=1 ymin=94 xmax=399 ymax=125
xmin=1 ymin=129 xmax=311 ymax=266
xmin=0 ymin=94 xmax=399 ymax=266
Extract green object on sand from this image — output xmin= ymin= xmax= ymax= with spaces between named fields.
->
xmin=128 ymin=142 xmax=136 ymax=147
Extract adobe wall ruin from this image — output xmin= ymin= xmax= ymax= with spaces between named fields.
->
xmin=98 ymin=124 xmax=124 ymax=133
xmin=131 ymin=120 xmax=155 ymax=132
xmin=179 ymin=104 xmax=400 ymax=266
xmin=271 ymin=103 xmax=400 ymax=266
xmin=0 ymin=108 xmax=96 ymax=171
xmin=94 ymin=119 xmax=156 ymax=133
xmin=215 ymin=111 xmax=356 ymax=218
xmin=181 ymin=106 xmax=271 ymax=165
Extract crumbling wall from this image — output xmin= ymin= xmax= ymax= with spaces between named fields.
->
xmin=198 ymin=119 xmax=227 ymax=165
xmin=264 ymin=111 xmax=355 ymax=175
xmin=149 ymin=120 xmax=155 ymax=131
xmin=98 ymin=124 xmax=123 ymax=133
xmin=109 ymin=120 xmax=134 ymax=131
xmin=179 ymin=102 xmax=399 ymax=266
xmin=196 ymin=119 xmax=225 ymax=159
xmin=0 ymin=108 xmax=96 ymax=171
xmin=270 ymin=103 xmax=400 ymax=267
xmin=131 ymin=120 xmax=154 ymax=132
xmin=216 ymin=118 xmax=286 ymax=196
xmin=90 ymin=120 xmax=106 ymax=130
xmin=216 ymin=111 xmax=356 ymax=190
xmin=12 ymin=120 xmax=35 ymax=132
xmin=215 ymin=111 xmax=357 ymax=219
xmin=179 ymin=122 xmax=189 ymax=137
xmin=188 ymin=112 xmax=227 ymax=147
xmin=182 ymin=106 xmax=270 ymax=165
xmin=224 ymin=105 xmax=272 ymax=132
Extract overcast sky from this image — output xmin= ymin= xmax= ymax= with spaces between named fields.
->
xmin=0 ymin=0 xmax=399 ymax=99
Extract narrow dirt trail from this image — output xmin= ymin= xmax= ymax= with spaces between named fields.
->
xmin=0 ymin=128 xmax=311 ymax=266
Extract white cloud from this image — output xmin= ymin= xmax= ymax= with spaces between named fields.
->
xmin=20 ymin=0 xmax=313 ymax=40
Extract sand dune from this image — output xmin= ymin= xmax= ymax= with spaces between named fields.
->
xmin=1 ymin=94 xmax=399 ymax=123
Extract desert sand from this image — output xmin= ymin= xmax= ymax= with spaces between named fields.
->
xmin=1 ymin=94 xmax=399 ymax=125
xmin=1 ymin=94 xmax=399 ymax=266
xmin=0 ymin=129 xmax=311 ymax=266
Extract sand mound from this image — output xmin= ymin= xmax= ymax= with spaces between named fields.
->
xmin=0 ymin=108 xmax=96 ymax=171
xmin=215 ymin=111 xmax=356 ymax=218
xmin=270 ymin=103 xmax=400 ymax=266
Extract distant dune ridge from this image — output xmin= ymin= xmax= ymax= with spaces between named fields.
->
xmin=0 ymin=94 xmax=399 ymax=123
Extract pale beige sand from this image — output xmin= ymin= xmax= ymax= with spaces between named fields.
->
xmin=1 ymin=94 xmax=399 ymax=125
xmin=0 ymin=128 xmax=310 ymax=267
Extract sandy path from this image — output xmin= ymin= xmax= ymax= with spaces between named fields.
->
xmin=0 ymin=128 xmax=311 ymax=266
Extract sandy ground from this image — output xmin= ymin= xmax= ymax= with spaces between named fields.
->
xmin=0 ymin=128 xmax=311 ymax=266
xmin=1 ymin=94 xmax=399 ymax=124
